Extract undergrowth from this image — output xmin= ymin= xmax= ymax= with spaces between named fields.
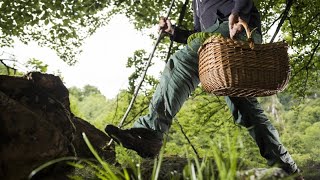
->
xmin=29 ymin=132 xmax=244 ymax=180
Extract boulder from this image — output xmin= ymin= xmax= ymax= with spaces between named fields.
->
xmin=0 ymin=72 xmax=115 ymax=180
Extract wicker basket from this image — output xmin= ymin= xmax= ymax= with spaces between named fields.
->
xmin=198 ymin=21 xmax=290 ymax=97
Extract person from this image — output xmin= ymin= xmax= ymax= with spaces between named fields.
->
xmin=105 ymin=0 xmax=303 ymax=178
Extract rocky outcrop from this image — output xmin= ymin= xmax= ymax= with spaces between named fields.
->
xmin=0 ymin=72 xmax=115 ymax=180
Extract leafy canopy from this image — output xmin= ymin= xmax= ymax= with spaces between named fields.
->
xmin=0 ymin=0 xmax=113 ymax=65
xmin=1 ymin=0 xmax=319 ymax=96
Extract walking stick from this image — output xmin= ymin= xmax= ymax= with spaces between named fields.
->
xmin=165 ymin=0 xmax=189 ymax=63
xmin=107 ymin=0 xmax=175 ymax=146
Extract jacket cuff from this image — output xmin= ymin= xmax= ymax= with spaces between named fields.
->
xmin=170 ymin=25 xmax=191 ymax=44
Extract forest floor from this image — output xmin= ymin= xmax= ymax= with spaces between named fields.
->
xmin=69 ymin=155 xmax=320 ymax=179
xmin=140 ymin=156 xmax=320 ymax=179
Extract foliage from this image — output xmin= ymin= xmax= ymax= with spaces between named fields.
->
xmin=1 ymin=0 xmax=319 ymax=94
xmin=0 ymin=0 xmax=115 ymax=64
xmin=111 ymin=0 xmax=194 ymax=31
xmin=186 ymin=32 xmax=223 ymax=52
xmin=69 ymin=94 xmax=85 ymax=119
xmin=181 ymin=133 xmax=239 ymax=180
xmin=187 ymin=32 xmax=222 ymax=47
xmin=0 ymin=63 xmax=18 ymax=75
xmin=0 ymin=52 xmax=23 ymax=75
xmin=281 ymin=98 xmax=320 ymax=167
xmin=126 ymin=49 xmax=159 ymax=96
xmin=256 ymin=0 xmax=320 ymax=97
xmin=68 ymin=84 xmax=152 ymax=131
xmin=30 ymin=132 xmax=242 ymax=180
xmin=29 ymin=133 xmax=133 ymax=180
xmin=3 ymin=0 xmax=319 ymax=177
xmin=25 ymin=58 xmax=48 ymax=72
xmin=0 ymin=55 xmax=49 ymax=75
xmin=69 ymin=85 xmax=114 ymax=129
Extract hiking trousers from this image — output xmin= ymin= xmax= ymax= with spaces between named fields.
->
xmin=133 ymin=20 xmax=298 ymax=173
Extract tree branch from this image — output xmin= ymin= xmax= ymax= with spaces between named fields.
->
xmin=287 ymin=16 xmax=295 ymax=46
xmin=122 ymin=105 xmax=149 ymax=127
xmin=0 ymin=59 xmax=18 ymax=75
xmin=291 ymin=40 xmax=320 ymax=80
xmin=265 ymin=14 xmax=283 ymax=37
xmin=201 ymin=105 xmax=225 ymax=124
xmin=270 ymin=0 xmax=294 ymax=43
xmin=301 ymin=66 xmax=309 ymax=97
xmin=175 ymin=118 xmax=200 ymax=159
xmin=304 ymin=12 xmax=320 ymax=27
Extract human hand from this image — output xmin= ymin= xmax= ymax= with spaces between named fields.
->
xmin=159 ymin=16 xmax=174 ymax=35
xmin=228 ymin=13 xmax=243 ymax=39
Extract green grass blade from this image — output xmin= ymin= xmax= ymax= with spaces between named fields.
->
xmin=82 ymin=132 xmax=120 ymax=180
xmin=66 ymin=161 xmax=85 ymax=170
xmin=82 ymin=159 xmax=110 ymax=179
xmin=28 ymin=156 xmax=79 ymax=179
xmin=151 ymin=138 xmax=167 ymax=180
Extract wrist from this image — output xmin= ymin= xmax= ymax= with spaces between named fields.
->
xmin=170 ymin=27 xmax=175 ymax=35
xmin=230 ymin=10 xmax=239 ymax=18
xmin=166 ymin=25 xmax=175 ymax=36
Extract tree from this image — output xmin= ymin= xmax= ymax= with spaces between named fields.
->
xmin=0 ymin=0 xmax=114 ymax=64
xmin=69 ymin=85 xmax=102 ymax=101
xmin=25 ymin=58 xmax=48 ymax=72
xmin=68 ymin=85 xmax=115 ymax=129
xmin=1 ymin=0 xmax=319 ymax=95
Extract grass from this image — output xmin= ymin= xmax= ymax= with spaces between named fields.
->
xmin=29 ymin=132 xmax=245 ymax=180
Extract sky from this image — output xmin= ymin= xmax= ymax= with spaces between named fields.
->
xmin=3 ymin=15 xmax=164 ymax=99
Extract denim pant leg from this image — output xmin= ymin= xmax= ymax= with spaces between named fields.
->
xmin=133 ymin=21 xmax=225 ymax=133
xmin=133 ymin=38 xmax=202 ymax=133
xmin=225 ymin=96 xmax=298 ymax=173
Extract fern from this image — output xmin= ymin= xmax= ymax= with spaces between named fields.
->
xmin=187 ymin=32 xmax=223 ymax=48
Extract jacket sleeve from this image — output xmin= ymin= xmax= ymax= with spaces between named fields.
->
xmin=192 ymin=0 xmax=201 ymax=32
xmin=232 ymin=0 xmax=253 ymax=15
xmin=169 ymin=0 xmax=200 ymax=44
xmin=170 ymin=26 xmax=194 ymax=44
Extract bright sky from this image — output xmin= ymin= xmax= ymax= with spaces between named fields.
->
xmin=3 ymin=15 xmax=164 ymax=99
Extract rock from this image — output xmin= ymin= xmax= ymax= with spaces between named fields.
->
xmin=237 ymin=167 xmax=288 ymax=179
xmin=0 ymin=72 xmax=115 ymax=180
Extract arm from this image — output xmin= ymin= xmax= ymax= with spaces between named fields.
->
xmin=170 ymin=26 xmax=194 ymax=44
xmin=231 ymin=0 xmax=252 ymax=16
xmin=159 ymin=18 xmax=196 ymax=45
xmin=169 ymin=0 xmax=200 ymax=44
xmin=229 ymin=0 xmax=254 ymax=39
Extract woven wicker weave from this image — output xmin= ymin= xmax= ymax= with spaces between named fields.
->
xmin=198 ymin=21 xmax=290 ymax=97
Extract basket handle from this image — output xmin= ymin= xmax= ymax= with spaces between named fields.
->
xmin=237 ymin=19 xmax=256 ymax=49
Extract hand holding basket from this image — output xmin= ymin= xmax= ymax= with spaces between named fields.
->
xmin=198 ymin=20 xmax=291 ymax=97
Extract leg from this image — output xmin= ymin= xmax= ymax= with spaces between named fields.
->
xmin=133 ymin=39 xmax=201 ymax=133
xmin=225 ymin=96 xmax=298 ymax=174
xmin=133 ymin=20 xmax=230 ymax=133
xmin=105 ymin=38 xmax=203 ymax=158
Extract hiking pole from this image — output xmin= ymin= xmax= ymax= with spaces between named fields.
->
xmin=165 ymin=0 xmax=189 ymax=63
xmin=107 ymin=0 xmax=175 ymax=146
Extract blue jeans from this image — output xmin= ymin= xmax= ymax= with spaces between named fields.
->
xmin=133 ymin=21 xmax=298 ymax=173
